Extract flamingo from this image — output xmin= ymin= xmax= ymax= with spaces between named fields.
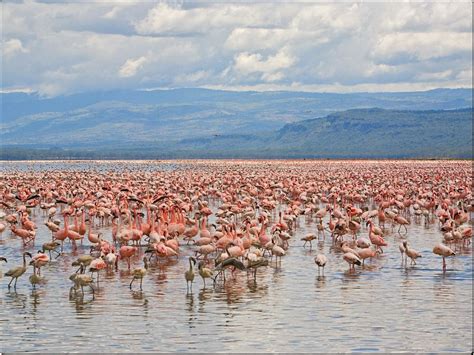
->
xmin=198 ymin=261 xmax=213 ymax=288
xmin=185 ymin=256 xmax=196 ymax=292
xmin=433 ymin=244 xmax=455 ymax=271
xmin=343 ymin=252 xmax=361 ymax=271
xmin=104 ymin=251 xmax=118 ymax=271
xmin=119 ymin=245 xmax=137 ymax=269
xmin=367 ymin=220 xmax=387 ymax=253
xmin=395 ymin=215 xmax=410 ymax=234
xmin=11 ymin=225 xmax=35 ymax=245
xmin=89 ymin=257 xmax=107 ymax=285
xmin=130 ymin=257 xmax=149 ymax=290
xmin=5 ymin=252 xmax=32 ymax=289
xmin=69 ymin=264 xmax=95 ymax=298
xmin=87 ymin=212 xmax=101 ymax=244
xmin=54 ymin=212 xmax=71 ymax=251
xmin=183 ymin=214 xmax=199 ymax=244
xmin=399 ymin=241 xmax=407 ymax=263
xmin=403 ymin=241 xmax=422 ymax=265
xmin=271 ymin=236 xmax=286 ymax=264
xmin=357 ymin=247 xmax=377 ymax=266
xmin=45 ymin=220 xmax=60 ymax=239
xmin=314 ymin=254 xmax=327 ymax=275
xmin=30 ymin=250 xmax=50 ymax=276
xmin=301 ymin=233 xmax=317 ymax=249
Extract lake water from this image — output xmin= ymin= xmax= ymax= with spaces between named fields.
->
xmin=0 ymin=160 xmax=472 ymax=353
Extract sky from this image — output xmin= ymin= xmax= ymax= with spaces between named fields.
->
xmin=1 ymin=0 xmax=472 ymax=97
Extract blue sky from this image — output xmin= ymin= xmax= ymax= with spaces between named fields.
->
xmin=1 ymin=0 xmax=472 ymax=96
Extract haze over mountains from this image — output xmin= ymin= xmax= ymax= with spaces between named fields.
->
xmin=1 ymin=88 xmax=472 ymax=159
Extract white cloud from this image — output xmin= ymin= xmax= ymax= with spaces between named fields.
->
xmin=234 ymin=50 xmax=295 ymax=75
xmin=1 ymin=1 xmax=472 ymax=96
xmin=119 ymin=56 xmax=147 ymax=78
xmin=416 ymin=70 xmax=453 ymax=81
xmin=134 ymin=3 xmax=288 ymax=35
xmin=289 ymin=4 xmax=361 ymax=32
xmin=3 ymin=39 xmax=29 ymax=57
xmin=174 ymin=70 xmax=210 ymax=84
xmin=373 ymin=32 xmax=472 ymax=63
xmin=383 ymin=3 xmax=472 ymax=32
xmin=225 ymin=27 xmax=329 ymax=52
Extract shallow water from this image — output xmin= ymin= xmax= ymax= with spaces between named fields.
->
xmin=0 ymin=161 xmax=472 ymax=353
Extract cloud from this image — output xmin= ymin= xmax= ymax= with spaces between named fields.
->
xmin=233 ymin=51 xmax=295 ymax=75
xmin=134 ymin=3 xmax=287 ymax=35
xmin=174 ymin=70 xmax=210 ymax=84
xmin=119 ymin=56 xmax=147 ymax=78
xmin=373 ymin=32 xmax=472 ymax=63
xmin=232 ymin=50 xmax=295 ymax=82
xmin=415 ymin=70 xmax=453 ymax=81
xmin=1 ymin=1 xmax=472 ymax=96
xmin=383 ymin=3 xmax=472 ymax=32
xmin=3 ymin=39 xmax=29 ymax=57
xmin=225 ymin=27 xmax=329 ymax=52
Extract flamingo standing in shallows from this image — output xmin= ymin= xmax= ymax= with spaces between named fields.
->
xmin=271 ymin=237 xmax=286 ymax=264
xmin=69 ymin=264 xmax=94 ymax=298
xmin=198 ymin=261 xmax=213 ymax=288
xmin=343 ymin=252 xmax=361 ymax=271
xmin=5 ymin=252 xmax=32 ymax=289
xmin=403 ymin=241 xmax=422 ymax=265
xmin=89 ymin=257 xmax=107 ymax=285
xmin=104 ymin=251 xmax=118 ymax=271
xmin=185 ymin=257 xmax=196 ymax=292
xmin=11 ymin=225 xmax=34 ymax=245
xmin=45 ymin=220 xmax=60 ymax=240
xmin=301 ymin=233 xmax=317 ymax=249
xmin=183 ymin=214 xmax=199 ymax=244
xmin=130 ymin=257 xmax=149 ymax=290
xmin=72 ymin=255 xmax=93 ymax=273
xmin=119 ymin=245 xmax=137 ymax=270
xmin=395 ymin=215 xmax=409 ymax=234
xmin=399 ymin=241 xmax=407 ymax=263
xmin=367 ymin=220 xmax=387 ymax=253
xmin=87 ymin=213 xmax=101 ymax=244
xmin=30 ymin=250 xmax=50 ymax=276
xmin=357 ymin=247 xmax=376 ymax=266
xmin=433 ymin=244 xmax=455 ymax=271
xmin=54 ymin=213 xmax=70 ymax=252
xmin=314 ymin=254 xmax=327 ymax=275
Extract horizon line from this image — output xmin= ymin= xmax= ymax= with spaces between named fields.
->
xmin=1 ymin=86 xmax=472 ymax=98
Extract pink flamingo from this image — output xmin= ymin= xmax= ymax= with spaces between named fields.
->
xmin=366 ymin=220 xmax=387 ymax=253
xmin=30 ymin=250 xmax=50 ymax=276
xmin=11 ymin=225 xmax=35 ymax=245
xmin=433 ymin=244 xmax=455 ymax=271
xmin=119 ymin=245 xmax=137 ymax=270
xmin=89 ymin=257 xmax=107 ymax=285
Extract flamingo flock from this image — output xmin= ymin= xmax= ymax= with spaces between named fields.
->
xmin=0 ymin=160 xmax=471 ymax=298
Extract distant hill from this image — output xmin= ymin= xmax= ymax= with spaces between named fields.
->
xmin=165 ymin=108 xmax=472 ymax=158
xmin=0 ymin=88 xmax=472 ymax=159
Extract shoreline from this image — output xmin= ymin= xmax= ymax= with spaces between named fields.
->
xmin=0 ymin=158 xmax=472 ymax=163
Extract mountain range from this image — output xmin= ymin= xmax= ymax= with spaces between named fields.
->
xmin=0 ymin=88 xmax=472 ymax=159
